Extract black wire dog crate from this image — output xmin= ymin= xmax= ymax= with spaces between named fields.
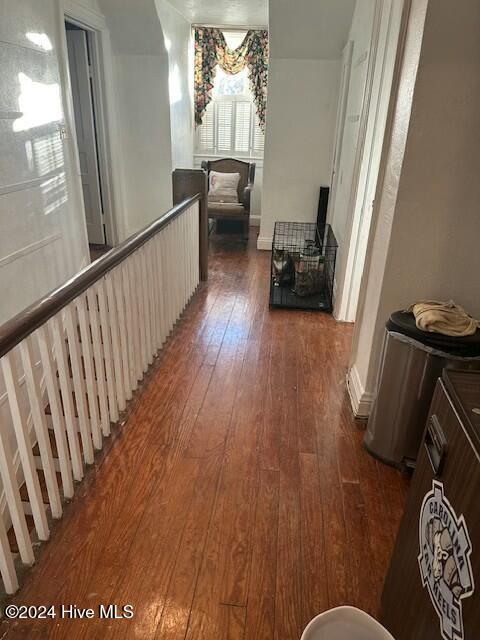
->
xmin=269 ymin=221 xmax=338 ymax=311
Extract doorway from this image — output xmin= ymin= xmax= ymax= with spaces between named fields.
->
xmin=65 ymin=20 xmax=108 ymax=253
xmin=328 ymin=0 xmax=404 ymax=323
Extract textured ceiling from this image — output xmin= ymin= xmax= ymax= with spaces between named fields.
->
xmin=166 ymin=0 xmax=268 ymax=26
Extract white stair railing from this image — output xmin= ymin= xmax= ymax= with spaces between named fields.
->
xmin=0 ymin=195 xmax=202 ymax=594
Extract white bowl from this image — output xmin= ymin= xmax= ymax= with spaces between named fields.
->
xmin=301 ymin=606 xmax=395 ymax=640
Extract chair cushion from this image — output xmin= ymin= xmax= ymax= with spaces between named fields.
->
xmin=208 ymin=202 xmax=247 ymax=217
xmin=209 ymin=194 xmax=238 ymax=203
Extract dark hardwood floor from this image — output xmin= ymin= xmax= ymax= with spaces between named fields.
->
xmin=1 ymin=232 xmax=409 ymax=639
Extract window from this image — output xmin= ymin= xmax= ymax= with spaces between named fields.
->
xmin=195 ymin=31 xmax=264 ymax=159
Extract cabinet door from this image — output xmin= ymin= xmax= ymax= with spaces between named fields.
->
xmin=381 ymin=379 xmax=480 ymax=640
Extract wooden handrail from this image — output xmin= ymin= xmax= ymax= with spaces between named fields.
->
xmin=0 ymin=194 xmax=201 ymax=359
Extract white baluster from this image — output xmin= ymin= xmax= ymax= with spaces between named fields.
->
xmin=185 ymin=211 xmax=190 ymax=300
xmin=177 ymin=217 xmax=183 ymax=313
xmin=113 ymin=267 xmax=131 ymax=399
xmin=194 ymin=204 xmax=199 ymax=287
xmin=193 ymin=204 xmax=200 ymax=287
xmin=20 ymin=336 xmax=62 ymax=518
xmin=128 ymin=258 xmax=141 ymax=383
xmin=182 ymin=214 xmax=187 ymax=309
xmin=0 ymin=375 xmax=34 ymax=564
xmin=179 ymin=218 xmax=184 ymax=313
xmin=122 ymin=261 xmax=138 ymax=390
xmin=166 ymin=224 xmax=174 ymax=333
xmin=191 ymin=207 xmax=195 ymax=293
xmin=193 ymin=203 xmax=198 ymax=283
xmin=96 ymin=280 xmax=119 ymax=421
xmin=87 ymin=288 xmax=110 ymax=437
xmin=187 ymin=209 xmax=192 ymax=298
xmin=176 ymin=218 xmax=183 ymax=317
xmin=186 ymin=212 xmax=191 ymax=301
xmin=76 ymin=295 xmax=102 ymax=451
xmin=169 ymin=226 xmax=175 ymax=316
xmin=1 ymin=351 xmax=49 ymax=541
xmin=106 ymin=271 xmax=128 ymax=408
xmin=156 ymin=233 xmax=167 ymax=346
xmin=172 ymin=221 xmax=178 ymax=324
xmin=178 ymin=217 xmax=184 ymax=315
xmin=37 ymin=324 xmax=74 ymax=498
xmin=141 ymin=247 xmax=154 ymax=364
xmin=147 ymin=240 xmax=159 ymax=354
xmin=189 ymin=206 xmax=195 ymax=295
xmin=0 ymin=516 xmax=18 ymax=593
xmin=159 ymin=235 xmax=167 ymax=346
xmin=146 ymin=244 xmax=155 ymax=361
xmin=196 ymin=203 xmax=200 ymax=284
xmin=50 ymin=315 xmax=83 ymax=481
xmin=135 ymin=252 xmax=148 ymax=374
xmin=64 ymin=304 xmax=94 ymax=464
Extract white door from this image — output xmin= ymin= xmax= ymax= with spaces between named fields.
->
xmin=66 ymin=29 xmax=105 ymax=245
xmin=341 ymin=0 xmax=403 ymax=322
xmin=327 ymin=41 xmax=353 ymax=225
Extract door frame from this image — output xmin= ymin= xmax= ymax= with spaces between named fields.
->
xmin=66 ymin=26 xmax=106 ymax=244
xmin=60 ymin=1 xmax=124 ymax=246
xmin=327 ymin=40 xmax=353 ymax=229
xmin=333 ymin=0 xmax=404 ymax=322
xmin=341 ymin=0 xmax=404 ymax=322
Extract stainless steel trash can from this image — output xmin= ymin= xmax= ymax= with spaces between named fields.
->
xmin=364 ymin=311 xmax=480 ymax=470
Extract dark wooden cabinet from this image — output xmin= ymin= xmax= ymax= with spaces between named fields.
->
xmin=381 ymin=370 xmax=480 ymax=640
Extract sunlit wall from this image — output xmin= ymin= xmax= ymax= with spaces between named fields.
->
xmin=0 ymin=0 xmax=89 ymax=325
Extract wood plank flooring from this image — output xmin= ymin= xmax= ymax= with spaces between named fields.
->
xmin=1 ymin=234 xmax=410 ymax=639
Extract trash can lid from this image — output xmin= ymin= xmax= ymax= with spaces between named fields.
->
xmin=387 ymin=310 xmax=480 ymax=357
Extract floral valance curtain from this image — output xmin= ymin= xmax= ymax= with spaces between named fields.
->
xmin=194 ymin=27 xmax=269 ymax=131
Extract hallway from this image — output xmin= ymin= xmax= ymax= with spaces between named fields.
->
xmin=1 ymin=236 xmax=409 ymax=639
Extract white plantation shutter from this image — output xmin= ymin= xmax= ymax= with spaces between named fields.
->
xmin=196 ymin=102 xmax=263 ymax=157
xmin=195 ymin=66 xmax=264 ymax=157
xmin=216 ymin=102 xmax=233 ymax=152
xmin=253 ymin=113 xmax=265 ymax=155
xmin=234 ymin=102 xmax=252 ymax=153
xmin=198 ymin=103 xmax=215 ymax=152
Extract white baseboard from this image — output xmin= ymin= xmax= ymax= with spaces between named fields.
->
xmin=256 ymin=235 xmax=272 ymax=251
xmin=346 ymin=365 xmax=374 ymax=418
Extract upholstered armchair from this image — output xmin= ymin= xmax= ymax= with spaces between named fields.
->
xmin=201 ymin=158 xmax=256 ymax=240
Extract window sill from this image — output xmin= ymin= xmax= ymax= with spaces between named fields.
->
xmin=194 ymin=153 xmax=264 ymax=167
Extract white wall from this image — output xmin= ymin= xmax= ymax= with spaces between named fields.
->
xmin=258 ymin=0 xmax=357 ymax=248
xmin=113 ymin=53 xmax=173 ymax=235
xmin=67 ymin=0 xmax=192 ymax=238
xmin=269 ymin=0 xmax=355 ymax=60
xmin=258 ymin=58 xmax=340 ymax=247
xmin=0 ymin=0 xmax=182 ymax=327
xmin=349 ymin=0 xmax=480 ymax=415
xmin=98 ymin=0 xmax=173 ymax=236
xmin=0 ymin=0 xmax=90 ymax=325
xmin=156 ymin=0 xmax=194 ymax=170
